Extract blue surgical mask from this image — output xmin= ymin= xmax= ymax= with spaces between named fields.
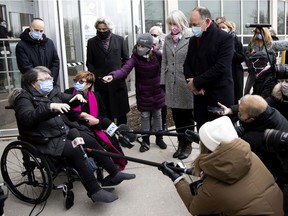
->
xmin=152 ymin=36 xmax=159 ymax=45
xmin=30 ymin=31 xmax=43 ymax=40
xmin=256 ymin=34 xmax=262 ymax=40
xmin=192 ymin=26 xmax=203 ymax=38
xmin=74 ymin=81 xmax=85 ymax=91
xmin=39 ymin=80 xmax=53 ymax=95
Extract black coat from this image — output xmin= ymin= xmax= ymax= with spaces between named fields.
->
xmin=14 ymin=85 xmax=93 ymax=156
xmin=184 ymin=23 xmax=234 ymax=128
xmin=16 ymin=28 xmax=60 ymax=83
xmin=86 ymin=34 xmax=130 ymax=118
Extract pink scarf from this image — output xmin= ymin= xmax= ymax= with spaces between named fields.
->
xmin=73 ymin=89 xmax=126 ymax=170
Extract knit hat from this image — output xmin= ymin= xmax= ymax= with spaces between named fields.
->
xmin=199 ymin=116 xmax=238 ymax=151
xmin=137 ymin=33 xmax=153 ymax=49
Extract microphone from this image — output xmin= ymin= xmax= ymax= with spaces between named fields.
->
xmin=245 ymin=23 xmax=271 ymax=28
xmin=101 ymin=118 xmax=135 ymax=148
xmin=67 ymin=128 xmax=87 ymax=158
xmin=184 ymin=129 xmax=200 ymax=143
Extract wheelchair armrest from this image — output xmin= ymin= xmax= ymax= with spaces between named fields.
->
xmin=18 ymin=135 xmax=49 ymax=144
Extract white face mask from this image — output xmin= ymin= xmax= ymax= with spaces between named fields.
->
xmin=221 ymin=28 xmax=229 ymax=32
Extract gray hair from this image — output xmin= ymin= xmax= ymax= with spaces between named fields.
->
xmin=149 ymin=26 xmax=163 ymax=37
xmin=192 ymin=7 xmax=212 ymax=20
xmin=94 ymin=16 xmax=115 ymax=32
xmin=22 ymin=66 xmax=51 ymax=85
xmin=239 ymin=95 xmax=267 ymax=118
xmin=166 ymin=10 xmax=189 ymax=32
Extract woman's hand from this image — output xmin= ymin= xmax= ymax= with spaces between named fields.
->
xmin=217 ymin=102 xmax=233 ymax=115
xmin=102 ymin=75 xmax=113 ymax=83
xmin=50 ymin=103 xmax=71 ymax=113
xmin=69 ymin=94 xmax=87 ymax=103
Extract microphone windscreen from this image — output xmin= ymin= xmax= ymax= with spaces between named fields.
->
xmin=245 ymin=23 xmax=250 ymax=28
xmin=118 ymin=124 xmax=137 ymax=142
xmin=101 ymin=117 xmax=113 ymax=130
xmin=67 ymin=128 xmax=81 ymax=140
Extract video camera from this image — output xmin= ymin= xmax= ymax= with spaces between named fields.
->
xmin=264 ymin=129 xmax=288 ymax=159
xmin=246 ymin=23 xmax=288 ymax=79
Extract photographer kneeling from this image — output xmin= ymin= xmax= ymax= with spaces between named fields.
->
xmin=159 ymin=116 xmax=283 ymax=215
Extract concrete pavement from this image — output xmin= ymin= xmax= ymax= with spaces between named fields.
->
xmin=0 ymin=133 xmax=199 ymax=216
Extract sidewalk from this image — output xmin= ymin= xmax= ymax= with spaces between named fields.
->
xmin=0 ymin=134 xmax=199 ymax=216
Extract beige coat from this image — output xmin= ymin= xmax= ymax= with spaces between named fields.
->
xmin=160 ymin=30 xmax=194 ymax=109
xmin=175 ymin=139 xmax=284 ymax=216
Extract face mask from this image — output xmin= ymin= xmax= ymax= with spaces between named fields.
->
xmin=256 ymin=34 xmax=262 ymax=40
xmin=221 ymin=28 xmax=228 ymax=32
xmin=39 ymin=80 xmax=53 ymax=95
xmin=170 ymin=26 xmax=181 ymax=35
xmin=152 ymin=36 xmax=159 ymax=45
xmin=30 ymin=31 xmax=43 ymax=40
xmin=281 ymin=82 xmax=288 ymax=97
xmin=192 ymin=26 xmax=203 ymax=38
xmin=97 ymin=30 xmax=110 ymax=40
xmin=74 ymin=81 xmax=85 ymax=91
xmin=136 ymin=46 xmax=150 ymax=56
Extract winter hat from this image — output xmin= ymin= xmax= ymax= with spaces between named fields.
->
xmin=199 ymin=116 xmax=238 ymax=151
xmin=137 ymin=33 xmax=153 ymax=49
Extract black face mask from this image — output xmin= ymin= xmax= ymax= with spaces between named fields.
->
xmin=97 ymin=30 xmax=110 ymax=40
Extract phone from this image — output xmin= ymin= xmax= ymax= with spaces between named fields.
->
xmin=207 ymin=106 xmax=224 ymax=113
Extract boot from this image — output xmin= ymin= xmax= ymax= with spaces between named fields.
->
xmin=139 ymin=136 xmax=150 ymax=152
xmin=156 ymin=135 xmax=167 ymax=149
xmin=173 ymin=141 xmax=183 ymax=158
xmin=178 ymin=143 xmax=192 ymax=160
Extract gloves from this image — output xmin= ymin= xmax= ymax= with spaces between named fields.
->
xmin=159 ymin=161 xmax=182 ymax=182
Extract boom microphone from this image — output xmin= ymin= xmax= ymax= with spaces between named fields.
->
xmin=245 ymin=23 xmax=271 ymax=28
xmin=101 ymin=118 xmax=135 ymax=148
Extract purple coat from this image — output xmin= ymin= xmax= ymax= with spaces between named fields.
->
xmin=110 ymin=50 xmax=165 ymax=112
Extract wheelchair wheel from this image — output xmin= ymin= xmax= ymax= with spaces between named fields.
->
xmin=1 ymin=141 xmax=53 ymax=204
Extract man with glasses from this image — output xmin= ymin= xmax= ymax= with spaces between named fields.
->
xmin=184 ymin=6 xmax=235 ymax=129
xmin=86 ymin=17 xmax=129 ymax=125
xmin=16 ymin=18 xmax=60 ymax=85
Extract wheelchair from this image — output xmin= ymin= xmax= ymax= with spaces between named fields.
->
xmin=0 ymin=134 xmax=103 ymax=209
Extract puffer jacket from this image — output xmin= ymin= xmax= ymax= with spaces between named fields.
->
xmin=175 ymin=139 xmax=284 ymax=215
xmin=14 ymin=84 xmax=93 ymax=156
xmin=110 ymin=48 xmax=165 ymax=112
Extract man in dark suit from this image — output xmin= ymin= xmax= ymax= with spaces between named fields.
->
xmin=86 ymin=17 xmax=130 ymax=125
xmin=184 ymin=6 xmax=234 ymax=129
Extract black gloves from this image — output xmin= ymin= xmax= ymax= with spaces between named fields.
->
xmin=159 ymin=161 xmax=182 ymax=182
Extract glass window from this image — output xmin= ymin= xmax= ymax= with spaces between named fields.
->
xmin=199 ymin=0 xmax=221 ymax=20
xmin=223 ymin=0 xmax=241 ymax=34
xmin=278 ymin=0 xmax=285 ymax=35
xmin=144 ymin=0 xmax=165 ymax=33
xmin=242 ymin=0 xmax=257 ymax=34
xmin=259 ymin=0 xmax=269 ymax=24
xmin=178 ymin=0 xmax=197 ymax=22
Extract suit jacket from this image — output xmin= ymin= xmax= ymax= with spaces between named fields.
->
xmin=86 ymin=34 xmax=130 ymax=118
xmin=184 ymin=23 xmax=234 ymax=128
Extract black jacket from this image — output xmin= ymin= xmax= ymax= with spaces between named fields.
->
xmin=86 ymin=34 xmax=130 ymax=118
xmin=16 ymin=28 xmax=60 ymax=83
xmin=184 ymin=22 xmax=235 ymax=128
xmin=14 ymin=85 xmax=92 ymax=156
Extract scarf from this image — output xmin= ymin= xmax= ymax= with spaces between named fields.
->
xmin=73 ymin=89 xmax=126 ymax=170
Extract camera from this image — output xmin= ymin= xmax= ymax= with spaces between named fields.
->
xmin=263 ymin=129 xmax=288 ymax=158
xmin=274 ymin=64 xmax=288 ymax=79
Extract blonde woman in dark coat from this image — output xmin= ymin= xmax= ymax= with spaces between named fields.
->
xmin=160 ymin=10 xmax=194 ymax=160
xmin=160 ymin=116 xmax=284 ymax=215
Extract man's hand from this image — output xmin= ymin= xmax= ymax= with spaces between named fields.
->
xmin=186 ymin=78 xmax=205 ymax=95
xmin=159 ymin=161 xmax=182 ymax=182
xmin=217 ymin=102 xmax=233 ymax=115
xmin=69 ymin=94 xmax=87 ymax=103
xmin=50 ymin=103 xmax=71 ymax=113
xmin=102 ymin=75 xmax=113 ymax=83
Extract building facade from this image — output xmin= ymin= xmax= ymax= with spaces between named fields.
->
xmin=0 ymin=0 xmax=287 ymax=135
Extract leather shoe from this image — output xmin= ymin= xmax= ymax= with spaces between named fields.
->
xmin=178 ymin=144 xmax=192 ymax=160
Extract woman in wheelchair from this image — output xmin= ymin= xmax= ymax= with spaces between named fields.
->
xmin=64 ymin=70 xmax=127 ymax=170
xmin=13 ymin=66 xmax=135 ymax=203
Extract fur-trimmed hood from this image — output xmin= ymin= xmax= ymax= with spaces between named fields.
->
xmin=271 ymin=82 xmax=283 ymax=101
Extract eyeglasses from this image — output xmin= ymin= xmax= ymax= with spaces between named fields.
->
xmin=73 ymin=79 xmax=86 ymax=84
xmin=151 ymin=34 xmax=159 ymax=37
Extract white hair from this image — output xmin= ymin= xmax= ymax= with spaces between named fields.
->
xmin=94 ymin=16 xmax=115 ymax=32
